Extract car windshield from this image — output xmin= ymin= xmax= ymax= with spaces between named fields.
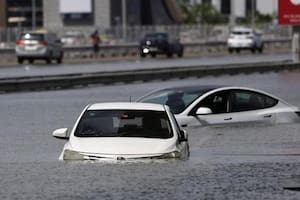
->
xmin=138 ymin=87 xmax=216 ymax=114
xmin=20 ymin=33 xmax=44 ymax=41
xmin=145 ymin=33 xmax=167 ymax=40
xmin=75 ymin=110 xmax=173 ymax=138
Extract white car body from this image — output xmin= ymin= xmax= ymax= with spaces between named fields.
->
xmin=53 ymin=102 xmax=189 ymax=161
xmin=227 ymin=27 xmax=264 ymax=54
xmin=15 ymin=31 xmax=63 ymax=64
xmin=138 ymin=86 xmax=300 ymax=128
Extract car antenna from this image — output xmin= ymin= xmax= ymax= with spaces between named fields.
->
xmin=129 ymin=96 xmax=132 ymax=102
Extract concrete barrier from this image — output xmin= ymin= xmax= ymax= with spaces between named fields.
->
xmin=0 ymin=60 xmax=298 ymax=93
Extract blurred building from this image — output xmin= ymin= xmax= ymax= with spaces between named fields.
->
xmin=190 ymin=0 xmax=277 ymax=18
xmin=0 ymin=0 xmax=43 ymax=28
xmin=43 ymin=0 xmax=183 ymax=30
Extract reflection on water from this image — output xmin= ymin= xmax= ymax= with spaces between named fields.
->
xmin=187 ymin=122 xmax=300 ymax=164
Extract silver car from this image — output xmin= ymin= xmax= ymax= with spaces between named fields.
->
xmin=15 ymin=31 xmax=63 ymax=64
xmin=227 ymin=27 xmax=264 ymax=54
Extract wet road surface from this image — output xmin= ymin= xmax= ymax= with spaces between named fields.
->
xmin=0 ymin=53 xmax=291 ymax=78
xmin=0 ymin=70 xmax=300 ymax=199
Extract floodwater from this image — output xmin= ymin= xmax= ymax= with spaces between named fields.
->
xmin=0 ymin=70 xmax=300 ymax=199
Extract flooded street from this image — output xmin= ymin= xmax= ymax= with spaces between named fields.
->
xmin=1 ymin=70 xmax=300 ymax=199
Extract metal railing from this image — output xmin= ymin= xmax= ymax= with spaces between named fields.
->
xmin=0 ymin=24 xmax=292 ymax=48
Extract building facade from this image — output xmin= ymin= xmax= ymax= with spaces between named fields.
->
xmin=191 ymin=0 xmax=277 ymax=17
xmin=43 ymin=0 xmax=183 ymax=30
xmin=0 ymin=0 xmax=43 ymax=28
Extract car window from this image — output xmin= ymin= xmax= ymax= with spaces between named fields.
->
xmin=197 ymin=91 xmax=229 ymax=114
xmin=74 ymin=110 xmax=173 ymax=139
xmin=229 ymin=90 xmax=278 ymax=112
xmin=20 ymin=33 xmax=44 ymax=41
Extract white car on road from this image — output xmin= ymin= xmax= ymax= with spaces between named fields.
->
xmin=15 ymin=31 xmax=63 ymax=64
xmin=137 ymin=85 xmax=300 ymax=128
xmin=53 ymin=102 xmax=189 ymax=161
xmin=227 ymin=27 xmax=264 ymax=54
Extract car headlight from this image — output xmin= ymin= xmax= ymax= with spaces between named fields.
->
xmin=153 ymin=151 xmax=181 ymax=159
xmin=63 ymin=149 xmax=86 ymax=160
xmin=143 ymin=48 xmax=149 ymax=53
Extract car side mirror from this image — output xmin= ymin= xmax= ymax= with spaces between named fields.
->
xmin=196 ymin=107 xmax=212 ymax=115
xmin=179 ymin=129 xmax=188 ymax=142
xmin=52 ymin=128 xmax=69 ymax=139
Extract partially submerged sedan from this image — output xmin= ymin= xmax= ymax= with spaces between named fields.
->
xmin=53 ymin=102 xmax=189 ymax=161
xmin=137 ymin=85 xmax=300 ymax=127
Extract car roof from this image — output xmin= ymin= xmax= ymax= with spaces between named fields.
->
xmin=145 ymin=32 xmax=167 ymax=36
xmin=149 ymin=85 xmax=224 ymax=93
xmin=87 ymin=102 xmax=166 ymax=111
xmin=139 ymin=85 xmax=280 ymax=98
xmin=231 ymin=27 xmax=254 ymax=31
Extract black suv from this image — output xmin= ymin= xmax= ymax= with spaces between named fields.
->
xmin=139 ymin=32 xmax=184 ymax=58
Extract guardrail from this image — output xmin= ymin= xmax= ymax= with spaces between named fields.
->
xmin=0 ymin=39 xmax=292 ymax=62
xmin=0 ymin=61 xmax=297 ymax=93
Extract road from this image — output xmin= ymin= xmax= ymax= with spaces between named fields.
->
xmin=0 ymin=53 xmax=291 ymax=79
xmin=0 ymin=70 xmax=300 ymax=199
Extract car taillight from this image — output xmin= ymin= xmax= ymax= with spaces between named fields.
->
xmin=16 ymin=40 xmax=25 ymax=45
xmin=39 ymin=40 xmax=47 ymax=45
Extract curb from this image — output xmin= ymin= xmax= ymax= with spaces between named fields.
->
xmin=0 ymin=61 xmax=299 ymax=93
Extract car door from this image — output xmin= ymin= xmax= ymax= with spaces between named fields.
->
xmin=184 ymin=90 xmax=233 ymax=126
xmin=227 ymin=90 xmax=277 ymax=124
xmin=185 ymin=89 xmax=277 ymax=127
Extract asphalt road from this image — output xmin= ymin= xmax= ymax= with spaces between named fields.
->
xmin=0 ymin=71 xmax=300 ymax=199
xmin=0 ymin=53 xmax=291 ymax=79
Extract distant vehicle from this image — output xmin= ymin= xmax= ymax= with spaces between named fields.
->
xmin=227 ymin=27 xmax=264 ymax=54
xmin=139 ymin=32 xmax=184 ymax=58
xmin=137 ymin=85 xmax=300 ymax=128
xmin=53 ymin=102 xmax=189 ymax=161
xmin=15 ymin=31 xmax=63 ymax=64
xmin=61 ymin=31 xmax=85 ymax=46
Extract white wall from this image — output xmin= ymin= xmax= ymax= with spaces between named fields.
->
xmin=257 ymin=0 xmax=277 ymax=15
xmin=233 ymin=0 xmax=246 ymax=17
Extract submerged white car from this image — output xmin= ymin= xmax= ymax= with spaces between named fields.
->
xmin=53 ymin=102 xmax=189 ymax=161
xmin=137 ymin=86 xmax=300 ymax=127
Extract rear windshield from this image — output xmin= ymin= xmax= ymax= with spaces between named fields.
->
xmin=145 ymin=33 xmax=168 ymax=40
xmin=231 ymin=31 xmax=251 ymax=35
xmin=74 ymin=110 xmax=173 ymax=139
xmin=19 ymin=33 xmax=44 ymax=41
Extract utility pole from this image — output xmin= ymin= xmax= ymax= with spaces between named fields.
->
xmin=122 ymin=0 xmax=127 ymax=42
xmin=32 ymin=0 xmax=36 ymax=30
xmin=251 ymin=0 xmax=255 ymax=29
xmin=229 ymin=0 xmax=236 ymax=28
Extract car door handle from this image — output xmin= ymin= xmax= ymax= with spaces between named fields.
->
xmin=224 ymin=117 xmax=232 ymax=121
xmin=263 ymin=115 xmax=272 ymax=118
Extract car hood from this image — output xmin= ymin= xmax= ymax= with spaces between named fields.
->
xmin=63 ymin=137 xmax=178 ymax=159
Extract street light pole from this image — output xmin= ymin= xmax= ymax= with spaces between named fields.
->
xmin=32 ymin=0 xmax=36 ymax=30
xmin=251 ymin=0 xmax=255 ymax=29
xmin=122 ymin=0 xmax=127 ymax=42
xmin=229 ymin=0 xmax=236 ymax=28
